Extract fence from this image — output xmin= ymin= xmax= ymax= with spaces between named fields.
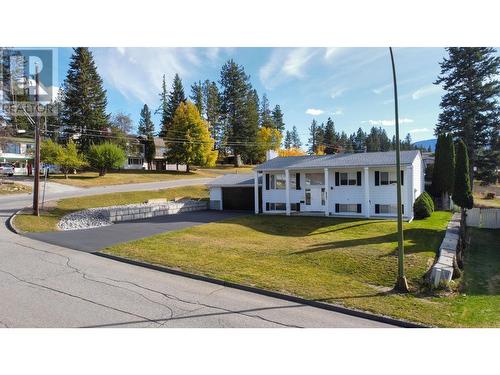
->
xmin=466 ymin=208 xmax=500 ymax=229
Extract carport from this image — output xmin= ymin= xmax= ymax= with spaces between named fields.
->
xmin=208 ymin=173 xmax=262 ymax=212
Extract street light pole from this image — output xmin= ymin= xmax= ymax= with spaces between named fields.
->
xmin=33 ymin=64 xmax=40 ymax=216
xmin=389 ymin=47 xmax=409 ymax=292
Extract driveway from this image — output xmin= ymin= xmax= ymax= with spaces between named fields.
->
xmin=26 ymin=210 xmax=249 ymax=252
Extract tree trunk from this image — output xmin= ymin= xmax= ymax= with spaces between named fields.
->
xmin=442 ymin=192 xmax=450 ymax=210
xmin=99 ymin=168 xmax=106 ymax=177
xmin=186 ymin=164 xmax=190 ymax=173
xmin=176 ymin=163 xmax=179 ymax=171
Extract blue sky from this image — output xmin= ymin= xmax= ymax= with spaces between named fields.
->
xmin=54 ymin=47 xmax=452 ymax=145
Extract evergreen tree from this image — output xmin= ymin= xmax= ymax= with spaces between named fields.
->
xmin=156 ymin=75 xmax=169 ymax=137
xmin=307 ymin=119 xmax=318 ymax=154
xmin=190 ymin=80 xmax=204 ymax=115
xmin=291 ymin=125 xmax=302 ymax=148
xmin=242 ymin=89 xmax=260 ymax=163
xmin=271 ymin=104 xmax=285 ymax=133
xmin=323 ymin=117 xmax=337 ymax=154
xmin=432 ymin=134 xmax=455 ymax=208
xmin=379 ymin=128 xmax=391 ymax=151
xmin=402 ymin=133 xmax=412 ymax=151
xmin=219 ymin=59 xmax=251 ymax=165
xmin=260 ymin=94 xmax=273 ymax=128
xmin=165 ymin=73 xmax=186 ymax=133
xmin=352 ymin=127 xmax=366 ymax=152
xmin=435 ymin=47 xmax=500 ymax=183
xmin=284 ymin=130 xmax=292 ymax=149
xmin=475 ymin=134 xmax=499 ymax=184
xmin=62 ymin=47 xmax=110 ymax=153
xmin=138 ymin=104 xmax=155 ymax=136
xmin=202 ymin=80 xmax=222 ymax=150
xmin=453 ymin=139 xmax=474 ymax=209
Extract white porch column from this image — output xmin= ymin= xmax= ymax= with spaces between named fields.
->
xmin=364 ymin=167 xmax=370 ymax=217
xmin=324 ymin=168 xmax=329 ymax=216
xmin=254 ymin=171 xmax=259 ymax=214
xmin=285 ymin=169 xmax=291 ymax=216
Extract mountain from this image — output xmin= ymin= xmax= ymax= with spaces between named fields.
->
xmin=413 ymin=138 xmax=437 ymax=152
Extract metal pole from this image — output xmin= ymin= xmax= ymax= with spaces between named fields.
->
xmin=389 ymin=47 xmax=409 ymax=292
xmin=33 ymin=64 xmax=40 ymax=216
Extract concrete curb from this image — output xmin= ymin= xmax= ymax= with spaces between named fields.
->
xmin=7 ymin=209 xmax=25 ymax=235
xmin=95 ymin=252 xmax=429 ymax=328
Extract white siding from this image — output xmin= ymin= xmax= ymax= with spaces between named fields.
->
xmin=329 ymin=168 xmax=364 ymax=216
xmin=369 ymin=167 xmax=409 ymax=218
xmin=209 ymin=187 xmax=222 ymax=210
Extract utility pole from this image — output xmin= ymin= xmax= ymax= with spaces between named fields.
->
xmin=33 ymin=64 xmax=40 ymax=216
xmin=389 ymin=47 xmax=409 ymax=292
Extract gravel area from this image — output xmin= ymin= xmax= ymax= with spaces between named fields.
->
xmin=58 ymin=203 xmax=153 ymax=231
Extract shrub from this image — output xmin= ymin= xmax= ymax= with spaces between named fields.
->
xmin=87 ymin=142 xmax=126 ymax=176
xmin=420 ymin=191 xmax=435 ymax=211
xmin=414 ymin=192 xmax=434 ymax=219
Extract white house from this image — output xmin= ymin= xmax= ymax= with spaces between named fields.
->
xmin=0 ymin=137 xmax=35 ymax=175
xmin=209 ymin=150 xmax=424 ymax=220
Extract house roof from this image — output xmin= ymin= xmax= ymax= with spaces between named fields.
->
xmin=208 ymin=173 xmax=261 ymax=187
xmin=255 ymin=150 xmax=420 ymax=171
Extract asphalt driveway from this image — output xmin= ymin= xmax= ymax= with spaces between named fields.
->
xmin=26 ymin=210 xmax=249 ymax=253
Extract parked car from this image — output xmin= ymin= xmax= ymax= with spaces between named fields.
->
xmin=0 ymin=163 xmax=15 ymax=176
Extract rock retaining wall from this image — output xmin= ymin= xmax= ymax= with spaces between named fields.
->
xmin=106 ymin=200 xmax=208 ymax=223
xmin=429 ymin=212 xmax=460 ymax=287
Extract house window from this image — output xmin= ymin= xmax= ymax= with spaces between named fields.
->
xmin=270 ymin=173 xmax=286 ymax=189
xmin=128 ymin=158 xmax=143 ymax=165
xmin=375 ymin=204 xmax=404 ymax=214
xmin=267 ymin=202 xmax=286 ymax=211
xmin=380 ymin=172 xmax=389 ymax=185
xmin=321 ymin=188 xmax=326 ymax=205
xmin=305 ymin=189 xmax=311 ymax=205
xmin=305 ymin=173 xmax=324 ymax=186
xmin=340 ymin=172 xmax=357 ymax=186
xmin=336 ymin=203 xmax=361 ymax=213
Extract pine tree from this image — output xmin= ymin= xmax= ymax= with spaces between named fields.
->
xmin=380 ymin=128 xmax=391 ymax=151
xmin=284 ymin=130 xmax=292 ymax=149
xmin=156 ymin=75 xmax=169 ymax=137
xmin=202 ymin=80 xmax=222 ymax=150
xmin=260 ymin=94 xmax=273 ymax=128
xmin=291 ymin=125 xmax=302 ymax=148
xmin=242 ymin=89 xmax=260 ymax=163
xmin=138 ymin=104 xmax=155 ymax=136
xmin=435 ymin=47 xmax=500 ymax=184
xmin=271 ymin=105 xmax=285 ymax=133
xmin=323 ymin=117 xmax=337 ymax=154
xmin=219 ymin=59 xmax=251 ymax=165
xmin=352 ymin=128 xmax=366 ymax=152
xmin=190 ymin=80 xmax=204 ymax=116
xmin=62 ymin=47 xmax=109 ymax=153
xmin=308 ymin=119 xmax=325 ymax=154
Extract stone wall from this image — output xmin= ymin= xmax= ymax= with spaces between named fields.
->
xmin=107 ymin=200 xmax=208 ymax=223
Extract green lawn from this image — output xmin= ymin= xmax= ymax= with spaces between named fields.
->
xmin=47 ymin=166 xmax=254 ymax=188
xmin=101 ymin=210 xmax=489 ymax=327
xmin=13 ymin=185 xmax=208 ymax=232
xmin=473 ymin=181 xmax=500 ymax=208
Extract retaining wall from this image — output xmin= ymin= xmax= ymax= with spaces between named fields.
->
xmin=429 ymin=212 xmax=461 ymax=287
xmin=106 ymin=200 xmax=208 ymax=223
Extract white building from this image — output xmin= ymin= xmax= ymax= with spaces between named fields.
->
xmin=0 ymin=137 xmax=35 ymax=175
xmin=209 ymin=150 xmax=424 ymax=220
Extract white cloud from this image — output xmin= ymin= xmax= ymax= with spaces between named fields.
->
xmin=408 ymin=128 xmax=431 ymax=134
xmin=259 ymin=48 xmax=318 ymax=89
xmin=363 ymin=118 xmax=414 ymax=126
xmin=372 ymin=83 xmax=392 ymax=95
xmin=412 ymin=84 xmax=441 ymax=100
xmin=330 ymin=87 xmax=346 ymax=99
xmin=332 ymin=108 xmax=343 ymax=116
xmin=324 ymin=47 xmax=341 ymax=60
xmin=92 ymin=47 xmax=205 ymax=104
xmin=306 ymin=108 xmax=324 ymax=116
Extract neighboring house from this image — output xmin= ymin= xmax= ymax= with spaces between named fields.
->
xmin=152 ymin=137 xmax=167 ymax=171
xmin=208 ymin=150 xmax=424 ymax=220
xmin=123 ymin=138 xmax=146 ymax=170
xmin=0 ymin=137 xmax=35 ymax=175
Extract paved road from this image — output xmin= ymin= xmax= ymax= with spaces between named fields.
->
xmin=0 ymin=179 xmax=394 ymax=327
xmin=27 ymin=210 xmax=249 ymax=252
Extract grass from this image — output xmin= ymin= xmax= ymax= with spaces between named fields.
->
xmin=13 ymin=185 xmax=209 ymax=232
xmin=47 ymin=166 xmax=254 ymax=188
xmin=100 ymin=210 xmax=485 ymax=327
xmin=473 ymin=181 xmax=499 ymax=208
xmin=0 ymin=181 xmax=32 ymax=195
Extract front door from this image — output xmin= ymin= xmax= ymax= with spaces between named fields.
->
xmin=304 ymin=187 xmax=325 ymax=211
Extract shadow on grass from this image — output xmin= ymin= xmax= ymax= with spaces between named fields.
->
xmin=291 ymin=228 xmax=445 ymax=256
